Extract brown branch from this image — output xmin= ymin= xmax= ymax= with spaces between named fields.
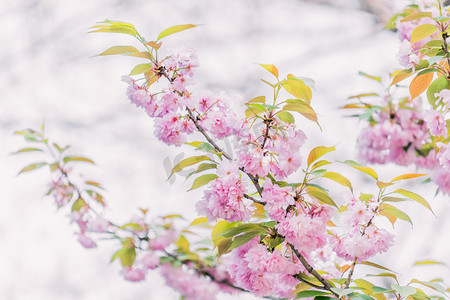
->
xmin=290 ymin=245 xmax=339 ymax=298
xmin=185 ymin=107 xmax=232 ymax=160
xmin=243 ymin=193 xmax=266 ymax=205
xmin=344 ymin=257 xmax=358 ymax=289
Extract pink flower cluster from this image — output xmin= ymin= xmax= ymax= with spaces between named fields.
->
xmin=261 ymin=181 xmax=295 ymax=221
xmin=49 ymin=177 xmax=74 ymax=207
xmin=160 ymin=263 xmax=229 ymax=300
xmin=275 ymin=203 xmax=330 ymax=256
xmin=121 ymin=252 xmax=161 ymax=282
xmin=196 ymin=160 xmax=252 ymax=221
xmin=227 ymin=237 xmax=301 ymax=298
xmin=330 ymin=196 xmax=394 ymax=261
xmin=357 ymin=98 xmax=450 ymax=194
xmin=237 ymin=124 xmax=307 ymax=179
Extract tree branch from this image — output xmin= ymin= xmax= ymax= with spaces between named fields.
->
xmin=290 ymin=245 xmax=339 ymax=297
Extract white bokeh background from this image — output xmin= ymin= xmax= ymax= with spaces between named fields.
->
xmin=0 ymin=1 xmax=449 ymax=299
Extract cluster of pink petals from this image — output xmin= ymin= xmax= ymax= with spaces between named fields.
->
xmin=49 ymin=177 xmax=74 ymax=207
xmin=160 ymin=263 xmax=226 ymax=300
xmin=275 ymin=210 xmax=329 ymax=255
xmin=261 ymin=181 xmax=295 ymax=221
xmin=331 ymin=197 xmax=394 ymax=261
xmin=71 ymin=208 xmax=110 ymax=248
xmin=227 ymin=237 xmax=301 ymax=298
xmin=237 ymin=124 xmax=306 ymax=179
xmin=396 ymin=6 xmax=438 ymax=50
xmin=149 ymin=229 xmax=177 ymax=250
xmin=196 ymin=160 xmax=252 ymax=221
xmin=424 ymin=110 xmax=448 ymax=138
xmin=396 ymin=40 xmax=421 ymax=69
xmin=358 ymin=103 xmax=432 ymax=166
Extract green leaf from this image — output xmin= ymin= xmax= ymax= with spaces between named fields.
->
xmin=427 ymin=76 xmax=449 ymax=109
xmin=306 ymin=186 xmax=337 ymax=207
xmin=359 ymin=71 xmax=381 ymax=83
xmin=310 ymin=159 xmax=332 ymax=171
xmin=277 ymin=111 xmax=295 ymax=124
xmin=390 ymin=173 xmax=427 ymax=182
xmin=170 ymin=155 xmax=211 ymax=177
xmin=343 ymin=160 xmax=378 ymax=180
xmin=401 ymin=12 xmax=432 ymax=23
xmin=98 ymin=45 xmax=139 ymax=56
xmin=381 ymin=196 xmax=407 ymax=203
xmin=410 ymin=279 xmax=446 ymax=294
xmin=127 ymin=51 xmax=153 ymax=59
xmin=212 ymin=220 xmax=236 ymax=245
xmin=63 ymin=156 xmax=95 ymax=164
xmin=394 ymin=189 xmax=434 ymax=214
xmin=111 ymin=247 xmax=136 ymax=267
xmin=220 ymin=223 xmax=263 ymax=238
xmin=259 ymin=64 xmax=279 ymax=78
xmin=331 ymin=288 xmax=354 ymax=298
xmin=413 ymin=260 xmax=445 ymax=266
xmin=391 ymin=284 xmax=416 ymax=298
xmin=283 ymin=77 xmax=312 ymax=102
xmin=189 ymin=217 xmax=209 ymax=226
xmin=307 ymin=146 xmax=335 ymax=166
xmin=18 ymin=162 xmax=47 ymax=174
xmin=322 ymin=172 xmax=353 ymax=191
xmin=71 ymin=197 xmax=86 ymax=212
xmin=410 ymin=24 xmax=438 ymax=44
xmin=380 ymin=203 xmax=412 ymax=226
xmin=189 ymin=173 xmax=218 ymax=190
xmin=283 ymin=102 xmax=318 ymax=124
xmin=129 ymin=63 xmax=152 ymax=75
xmin=247 ymin=103 xmax=267 ymax=112
xmin=371 ymin=286 xmax=394 ymax=295
xmin=157 ymin=24 xmax=197 ymax=40
xmin=296 ymin=291 xmax=330 ymax=298
xmin=248 ymin=96 xmax=266 ymax=103
xmin=229 ymin=229 xmax=265 ymax=250
xmin=90 ymin=20 xmax=137 ymax=36
xmin=14 ymin=147 xmax=43 ymax=154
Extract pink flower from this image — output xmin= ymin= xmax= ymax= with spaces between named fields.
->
xmin=424 ymin=110 xmax=447 ymax=138
xmin=77 ymin=233 xmax=97 ymax=249
xmin=159 ymin=263 xmax=222 ymax=300
xmin=86 ymin=215 xmax=109 ymax=233
xmin=437 ymin=142 xmax=450 ymax=168
xmin=435 ymin=89 xmax=450 ymax=108
xmin=141 ymin=252 xmax=160 ymax=270
xmin=196 ymin=160 xmax=252 ymax=222
xmin=276 ymin=213 xmax=328 ymax=254
xmin=149 ymin=230 xmax=177 ymax=250
xmin=122 ymin=266 xmax=146 ymax=282
xmin=261 ymin=181 xmax=295 ymax=221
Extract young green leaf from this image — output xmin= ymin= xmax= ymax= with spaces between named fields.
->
xmin=379 ymin=203 xmax=413 ymax=226
xmin=410 ymin=24 xmax=438 ymax=44
xmin=98 ymin=45 xmax=139 ymax=56
xmin=276 ymin=111 xmax=295 ymax=124
xmin=322 ymin=172 xmax=353 ymax=191
xmin=259 ymin=64 xmax=279 ymax=78
xmin=394 ymin=189 xmax=434 ymax=214
xmin=189 ymin=174 xmax=218 ymax=190
xmin=307 ymin=146 xmax=335 ymax=167
xmin=343 ymin=160 xmax=378 ymax=180
xmin=63 ymin=156 xmax=95 ymax=164
xmin=306 ymin=186 xmax=337 ymax=207
xmin=157 ymin=24 xmax=197 ymax=40
xmin=18 ymin=162 xmax=47 ymax=174
xmin=283 ymin=77 xmax=312 ymax=103
xmin=129 ymin=63 xmax=153 ymax=76
xmin=427 ymin=76 xmax=448 ymax=109
xmin=170 ymin=155 xmax=211 ymax=177
xmin=390 ymin=173 xmax=427 ymax=182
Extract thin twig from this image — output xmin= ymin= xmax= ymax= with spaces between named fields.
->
xmin=290 ymin=245 xmax=339 ymax=298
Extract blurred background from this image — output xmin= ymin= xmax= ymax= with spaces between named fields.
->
xmin=0 ymin=0 xmax=448 ymax=299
